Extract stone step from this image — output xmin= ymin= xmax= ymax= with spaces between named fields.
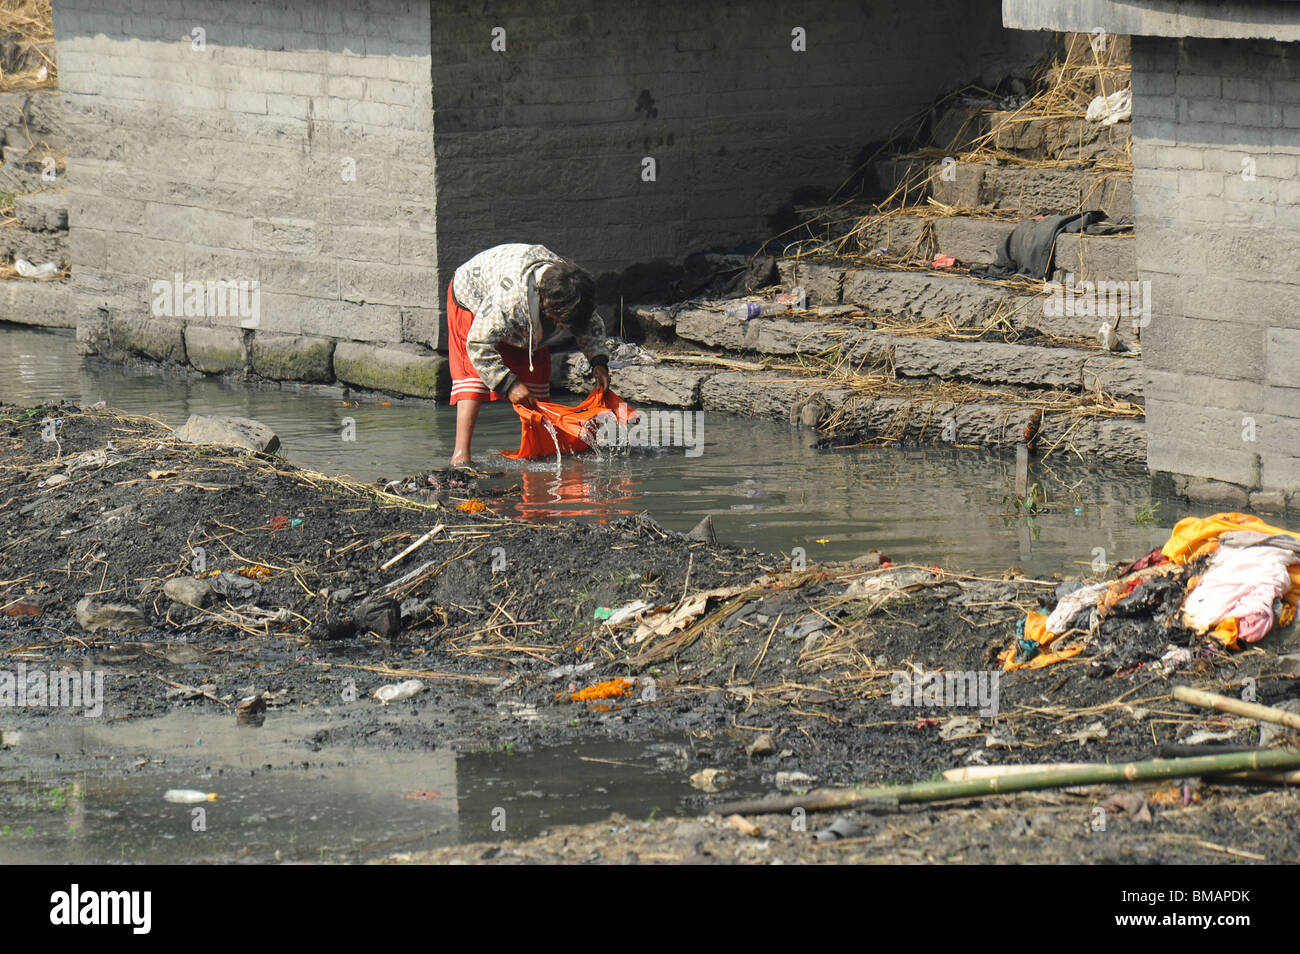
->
xmin=800 ymin=212 xmax=1134 ymax=284
xmin=986 ymin=111 xmax=1130 ymax=162
xmin=555 ymin=358 xmax=1145 ymax=467
xmin=0 ymin=278 xmax=73 ymax=328
xmin=834 ymin=391 xmax=1147 ymax=468
xmin=1049 ymin=231 xmax=1136 ymax=283
xmin=888 ymin=335 xmax=1143 ymax=401
xmin=0 ymin=36 xmax=56 ymax=76
xmin=0 ymin=159 xmax=56 ymax=195
xmin=665 ymin=307 xmax=1143 ymax=401
xmin=0 ymin=227 xmax=68 ymax=269
xmin=776 ymin=259 xmax=1016 ymax=319
xmin=13 ymin=191 xmax=68 ymax=231
xmin=931 ymin=215 xmax=1136 ymax=279
xmin=933 ymin=161 xmax=1132 ymax=221
xmin=775 ymin=249 xmax=1144 ymax=348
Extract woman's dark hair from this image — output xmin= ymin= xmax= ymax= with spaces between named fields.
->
xmin=538 ymin=263 xmax=596 ymax=330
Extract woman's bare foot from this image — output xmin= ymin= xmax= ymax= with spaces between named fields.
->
xmin=449 ymin=452 xmax=473 ymax=469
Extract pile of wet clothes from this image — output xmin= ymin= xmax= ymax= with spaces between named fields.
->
xmin=1002 ymin=513 xmax=1300 ymax=674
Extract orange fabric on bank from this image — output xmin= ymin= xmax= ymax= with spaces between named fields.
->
xmin=999 ymin=611 xmax=1086 ymax=671
xmin=1161 ymin=512 xmax=1300 ymax=565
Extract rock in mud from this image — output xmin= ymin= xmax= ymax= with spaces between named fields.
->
xmin=352 ymin=597 xmax=401 ymax=637
xmin=686 ymin=514 xmax=717 ymax=544
xmin=236 ymin=692 xmax=267 ymax=726
xmin=310 ymin=614 xmax=357 ymax=641
xmin=745 ymin=733 xmax=775 ymax=757
xmin=209 ymin=571 xmax=261 ymax=600
xmin=75 ymin=597 xmax=146 ymax=632
xmin=172 ymin=414 xmax=280 ymax=454
xmin=163 ymin=576 xmax=212 ymax=609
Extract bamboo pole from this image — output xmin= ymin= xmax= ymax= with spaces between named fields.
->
xmin=713 ymin=749 xmax=1300 ymax=815
xmin=948 ymin=760 xmax=1300 ymax=786
xmin=1172 ymin=686 xmax=1300 ymax=731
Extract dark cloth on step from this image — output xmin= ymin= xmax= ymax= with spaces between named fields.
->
xmin=970 ymin=210 xmax=1129 ymax=281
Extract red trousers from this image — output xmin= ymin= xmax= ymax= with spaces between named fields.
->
xmin=446 ymin=282 xmax=551 ymax=405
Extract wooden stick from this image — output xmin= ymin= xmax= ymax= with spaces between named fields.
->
xmin=1172 ymin=686 xmax=1300 ymax=731
xmin=379 ymin=524 xmax=443 ymax=572
xmin=377 ymin=558 xmax=437 ymax=596
xmin=714 ymin=749 xmax=1300 ymax=815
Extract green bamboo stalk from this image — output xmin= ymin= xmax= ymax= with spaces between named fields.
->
xmin=714 ymin=748 xmax=1300 ymax=816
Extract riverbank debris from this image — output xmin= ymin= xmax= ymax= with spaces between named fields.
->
xmin=1002 ymin=512 xmax=1300 ymax=671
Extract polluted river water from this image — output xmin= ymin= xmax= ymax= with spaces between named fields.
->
xmin=0 ymin=324 xmax=1176 ymax=577
xmin=0 ymin=323 xmax=1193 ymax=862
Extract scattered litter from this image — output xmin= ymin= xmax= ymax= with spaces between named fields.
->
xmin=457 ymin=499 xmax=488 ymax=513
xmin=570 ymin=678 xmax=634 ymax=702
xmin=690 ymin=768 xmax=732 ymax=793
xmin=1086 ymin=87 xmax=1132 ymax=125
xmin=775 ymin=770 xmax=817 ymax=791
xmin=402 ymin=790 xmax=442 ymax=801
xmin=607 ymin=340 xmax=658 ymax=369
xmin=985 ymin=725 xmax=1018 ymax=749
xmin=545 ymin=662 xmax=596 ymax=681
xmin=939 ymin=715 xmax=982 ymax=740
xmin=745 ymin=733 xmax=775 ymax=757
xmin=1003 ymin=513 xmax=1300 ymax=670
xmin=726 ymin=814 xmax=761 ymax=837
xmin=931 ymin=254 xmax=956 ymax=268
xmin=1064 ymin=720 xmax=1109 ymax=745
xmin=1097 ymin=790 xmax=1151 ymax=822
xmin=14 ymin=258 xmax=59 ymax=279
xmin=604 ymin=600 xmax=653 ymax=626
xmin=631 ymin=584 xmax=747 ymax=644
xmin=813 ymin=816 xmax=862 ymax=842
xmin=1182 ymin=728 xmax=1237 ymax=746
xmin=592 ymin=607 xmax=612 ymax=620
xmin=373 ymin=679 xmax=426 ymax=704
xmin=164 ymin=789 xmax=218 ymax=804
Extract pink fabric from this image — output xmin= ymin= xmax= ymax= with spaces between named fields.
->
xmin=1182 ymin=545 xmax=1296 ymax=642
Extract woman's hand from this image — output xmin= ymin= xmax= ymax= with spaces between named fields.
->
xmin=507 ymin=381 xmax=538 ymax=408
xmin=593 ymin=364 xmax=610 ymax=391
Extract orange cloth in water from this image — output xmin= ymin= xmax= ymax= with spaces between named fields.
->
xmin=1161 ymin=512 xmax=1300 ymax=564
xmin=502 ymin=387 xmax=638 ymax=460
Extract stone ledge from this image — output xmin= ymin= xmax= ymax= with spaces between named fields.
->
xmin=333 ymin=341 xmax=449 ymax=400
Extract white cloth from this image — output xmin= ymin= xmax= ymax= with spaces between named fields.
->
xmin=1045 ymin=581 xmax=1110 ymax=634
xmin=1181 ymin=545 xmax=1296 ymax=641
xmin=1086 ymin=88 xmax=1131 ymax=126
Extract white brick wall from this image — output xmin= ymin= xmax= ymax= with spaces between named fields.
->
xmin=1134 ymin=35 xmax=1300 ymax=495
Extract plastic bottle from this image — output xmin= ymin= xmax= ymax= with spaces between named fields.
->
xmin=725 ymin=287 xmax=807 ymax=320
xmin=777 ymin=286 xmax=808 ymax=310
